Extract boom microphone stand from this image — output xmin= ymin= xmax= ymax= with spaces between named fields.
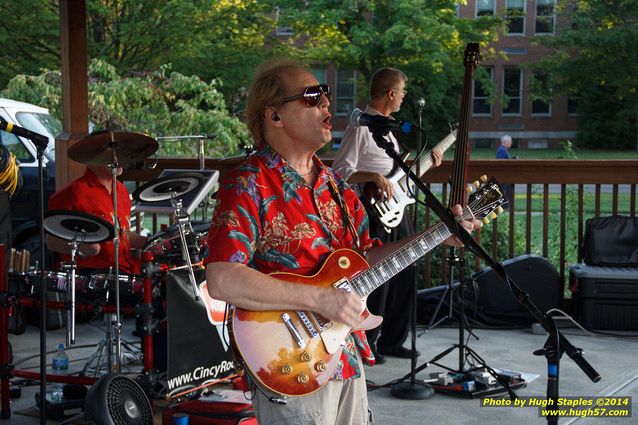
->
xmin=390 ymin=99 xmax=433 ymax=400
xmin=369 ymin=127 xmax=601 ymax=413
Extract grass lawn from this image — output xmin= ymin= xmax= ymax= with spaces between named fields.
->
xmin=446 ymin=148 xmax=637 ymax=160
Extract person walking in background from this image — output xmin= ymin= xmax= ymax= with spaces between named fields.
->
xmin=496 ymin=134 xmax=515 ymax=208
xmin=496 ymin=134 xmax=513 ymax=159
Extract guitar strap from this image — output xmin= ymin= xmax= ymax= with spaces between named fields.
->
xmin=326 ymin=172 xmax=360 ymax=252
xmin=384 ymin=134 xmax=411 ymax=178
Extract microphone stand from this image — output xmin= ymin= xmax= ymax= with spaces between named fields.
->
xmin=26 ymin=130 xmax=49 ymax=425
xmin=369 ymin=127 xmax=601 ymax=418
xmin=390 ymin=103 xmax=434 ymax=400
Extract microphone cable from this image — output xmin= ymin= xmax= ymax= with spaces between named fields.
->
xmin=0 ymin=144 xmax=22 ymax=198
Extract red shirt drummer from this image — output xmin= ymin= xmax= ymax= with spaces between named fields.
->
xmin=46 ymin=166 xmax=147 ymax=275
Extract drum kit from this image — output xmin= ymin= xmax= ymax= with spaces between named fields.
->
xmin=32 ymin=130 xmax=215 ymax=376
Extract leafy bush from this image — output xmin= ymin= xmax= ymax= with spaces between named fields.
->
xmin=2 ymin=59 xmax=251 ymax=158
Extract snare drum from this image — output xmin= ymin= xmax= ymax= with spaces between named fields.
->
xmin=21 ymin=270 xmax=77 ymax=294
xmin=82 ymin=273 xmax=146 ymax=302
xmin=144 ymin=222 xmax=209 ymax=266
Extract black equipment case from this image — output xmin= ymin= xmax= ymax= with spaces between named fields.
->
xmin=570 ymin=264 xmax=638 ymax=331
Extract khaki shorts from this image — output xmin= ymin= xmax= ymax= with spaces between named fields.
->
xmin=251 ymin=354 xmax=370 ymax=425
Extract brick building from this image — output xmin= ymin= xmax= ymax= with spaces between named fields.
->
xmin=284 ymin=1 xmax=577 ymax=151
xmin=462 ymin=0 xmax=577 ymax=150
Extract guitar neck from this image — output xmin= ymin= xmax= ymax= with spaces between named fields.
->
xmin=398 ymin=129 xmax=457 ymax=189
xmin=350 ymin=221 xmax=453 ymax=298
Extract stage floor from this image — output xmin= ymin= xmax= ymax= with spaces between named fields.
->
xmin=5 ymin=317 xmax=638 ymax=424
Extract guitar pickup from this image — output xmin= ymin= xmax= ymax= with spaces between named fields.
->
xmin=296 ymin=311 xmax=319 ymax=338
xmin=282 ymin=313 xmax=306 ymax=349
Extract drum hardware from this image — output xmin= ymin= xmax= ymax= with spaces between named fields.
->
xmin=133 ymin=173 xmax=206 ymax=301
xmin=80 ymin=313 xmax=143 ymax=378
xmin=44 ymin=211 xmax=115 ymax=348
xmin=68 ymin=130 xmax=159 ymax=374
xmin=156 ymin=135 xmax=216 ymax=219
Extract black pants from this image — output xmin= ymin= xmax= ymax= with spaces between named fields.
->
xmin=364 ymin=203 xmax=415 ymax=351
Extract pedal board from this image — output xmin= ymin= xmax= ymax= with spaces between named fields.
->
xmin=429 ymin=369 xmax=526 ymax=398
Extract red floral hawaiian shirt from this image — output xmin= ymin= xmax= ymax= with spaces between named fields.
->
xmin=204 ymin=144 xmax=381 ymax=380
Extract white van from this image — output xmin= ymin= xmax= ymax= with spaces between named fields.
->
xmin=0 ymin=98 xmax=59 ymax=260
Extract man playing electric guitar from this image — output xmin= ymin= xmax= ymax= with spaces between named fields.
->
xmin=333 ymin=67 xmax=443 ymax=363
xmin=204 ymin=59 xmax=479 ymax=425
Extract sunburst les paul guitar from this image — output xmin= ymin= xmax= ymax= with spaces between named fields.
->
xmin=230 ymin=177 xmax=506 ymax=397
xmin=363 ymin=126 xmax=458 ymax=231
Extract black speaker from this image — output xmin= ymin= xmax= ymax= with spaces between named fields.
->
xmin=471 ymin=254 xmax=562 ymax=326
xmin=84 ymin=374 xmax=153 ymax=425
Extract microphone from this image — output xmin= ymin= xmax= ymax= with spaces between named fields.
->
xmin=349 ymin=108 xmax=418 ymax=134
xmin=416 ymin=98 xmax=426 ymax=110
xmin=0 ymin=118 xmax=49 ymax=149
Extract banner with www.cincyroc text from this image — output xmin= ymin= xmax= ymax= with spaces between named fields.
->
xmin=166 ymin=268 xmax=235 ymax=398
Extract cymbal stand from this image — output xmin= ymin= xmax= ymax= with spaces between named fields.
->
xmin=63 ymin=231 xmax=85 ymax=346
xmin=108 ymin=132 xmax=123 ymax=373
xmin=169 ymin=193 xmax=201 ymax=300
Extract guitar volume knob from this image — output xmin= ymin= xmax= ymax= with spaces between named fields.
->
xmin=297 ymin=373 xmax=309 ymax=384
xmin=315 ymin=361 xmax=327 ymax=372
xmin=300 ymin=352 xmax=312 ymax=362
xmin=281 ymin=364 xmax=292 ymax=375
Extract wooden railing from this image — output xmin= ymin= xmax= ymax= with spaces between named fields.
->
xmin=123 ymin=159 xmax=638 ymax=292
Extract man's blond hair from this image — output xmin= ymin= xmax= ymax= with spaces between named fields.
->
xmin=245 ymin=57 xmax=306 ymax=146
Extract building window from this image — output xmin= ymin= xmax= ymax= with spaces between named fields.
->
xmin=528 ymin=138 xmax=548 ymax=149
xmin=476 ymin=0 xmax=495 ymax=17
xmin=505 ymin=0 xmax=525 ymax=35
xmin=535 ymin=0 xmax=555 ymax=34
xmin=473 ymin=138 xmax=493 ymax=149
xmin=336 ymin=69 xmax=356 ymax=116
xmin=568 ymin=96 xmax=579 ymax=115
xmin=530 ymin=72 xmax=551 ymax=115
xmin=310 ymin=68 xmax=327 ymax=85
xmin=473 ymin=68 xmax=493 ymax=116
xmin=502 ymin=67 xmax=522 ymax=115
xmin=275 ymin=7 xmax=293 ymax=36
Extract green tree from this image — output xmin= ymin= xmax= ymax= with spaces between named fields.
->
xmin=86 ymin=0 xmax=273 ymax=108
xmin=269 ymin=0 xmax=501 ymax=143
xmin=532 ymin=0 xmax=638 ymax=152
xmin=0 ymin=0 xmax=60 ymax=87
xmin=2 ymin=60 xmax=250 ymax=157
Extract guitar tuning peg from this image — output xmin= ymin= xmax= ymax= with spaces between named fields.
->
xmin=466 ymin=184 xmax=474 ymax=193
xmin=497 ymin=206 xmax=504 ymax=214
xmin=483 ymin=217 xmax=490 ymax=224
xmin=489 ymin=211 xmax=498 ymax=219
xmin=480 ymin=175 xmax=488 ymax=183
xmin=472 ymin=180 xmax=480 ymax=188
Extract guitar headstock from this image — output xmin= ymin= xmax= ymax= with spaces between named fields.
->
xmin=465 ymin=176 xmax=507 ymax=223
xmin=463 ymin=42 xmax=481 ymax=69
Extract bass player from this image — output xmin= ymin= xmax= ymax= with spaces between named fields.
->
xmin=332 ymin=67 xmax=443 ymax=363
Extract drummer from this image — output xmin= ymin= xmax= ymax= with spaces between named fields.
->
xmin=46 ymin=164 xmax=148 ymax=275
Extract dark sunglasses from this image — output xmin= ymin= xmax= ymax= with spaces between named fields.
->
xmin=282 ymin=84 xmax=331 ymax=107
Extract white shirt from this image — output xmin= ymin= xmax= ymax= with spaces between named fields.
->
xmin=332 ymin=106 xmax=400 ymax=187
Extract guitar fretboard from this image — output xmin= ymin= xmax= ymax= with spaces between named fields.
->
xmin=350 ymin=221 xmax=452 ymax=298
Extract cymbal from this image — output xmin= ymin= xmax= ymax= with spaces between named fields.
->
xmin=68 ymin=131 xmax=158 ymax=167
xmin=44 ymin=210 xmax=115 ymax=243
xmin=132 ymin=173 xmax=204 ymax=203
